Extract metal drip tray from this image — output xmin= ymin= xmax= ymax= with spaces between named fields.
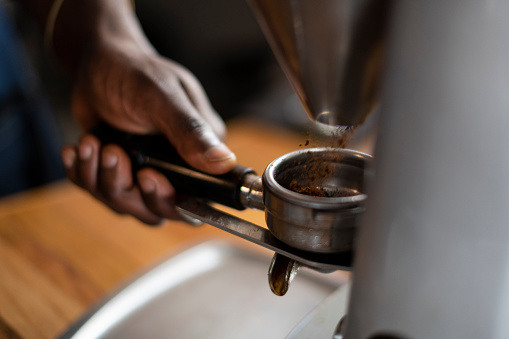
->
xmin=60 ymin=241 xmax=348 ymax=339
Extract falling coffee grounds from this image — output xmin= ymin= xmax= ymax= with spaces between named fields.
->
xmin=289 ymin=126 xmax=357 ymax=197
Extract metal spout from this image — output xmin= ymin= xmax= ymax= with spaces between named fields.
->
xmin=268 ymin=253 xmax=301 ymax=296
xmin=247 ymin=0 xmax=392 ymax=126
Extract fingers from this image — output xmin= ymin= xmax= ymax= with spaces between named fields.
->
xmin=137 ymin=168 xmax=183 ymax=220
xmin=61 ymin=136 xmax=183 ymax=225
xmin=76 ymin=135 xmax=101 ymax=192
xmin=97 ymin=145 xmax=164 ymax=225
xmin=61 ymin=135 xmax=102 ymax=192
xmin=98 ymin=144 xmax=133 ymax=197
xmin=73 ymin=52 xmax=236 ymax=176
xmin=67 ymin=51 xmax=237 ymax=226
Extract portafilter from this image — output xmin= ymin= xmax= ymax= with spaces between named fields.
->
xmin=93 ymin=124 xmax=372 ymax=294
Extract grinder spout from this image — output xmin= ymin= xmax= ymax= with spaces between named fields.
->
xmin=247 ymin=0 xmax=391 ymax=126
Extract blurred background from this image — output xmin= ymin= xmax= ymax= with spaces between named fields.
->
xmin=2 ymin=0 xmax=313 ymax=197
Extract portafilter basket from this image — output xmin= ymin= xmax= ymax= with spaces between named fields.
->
xmin=263 ymin=148 xmax=369 ymax=254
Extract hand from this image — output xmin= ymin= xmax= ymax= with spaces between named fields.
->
xmin=61 ymin=30 xmax=236 ymax=225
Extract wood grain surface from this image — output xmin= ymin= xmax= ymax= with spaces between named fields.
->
xmin=0 ymin=118 xmax=306 ymax=339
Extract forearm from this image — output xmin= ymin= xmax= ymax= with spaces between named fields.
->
xmin=18 ymin=0 xmax=155 ymax=77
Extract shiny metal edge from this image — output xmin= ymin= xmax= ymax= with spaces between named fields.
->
xmin=58 ymin=240 xmax=347 ymax=339
xmin=176 ymin=197 xmax=353 ymax=272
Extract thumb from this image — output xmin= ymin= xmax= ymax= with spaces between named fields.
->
xmin=158 ymin=102 xmax=237 ymax=175
xmin=175 ymin=120 xmax=237 ymax=175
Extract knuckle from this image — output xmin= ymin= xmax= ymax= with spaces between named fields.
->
xmin=182 ymin=116 xmax=206 ymax=135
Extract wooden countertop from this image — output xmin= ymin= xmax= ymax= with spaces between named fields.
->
xmin=0 ymin=118 xmax=306 ymax=339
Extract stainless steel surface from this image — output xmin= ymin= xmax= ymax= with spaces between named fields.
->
xmin=60 ymin=241 xmax=348 ymax=339
xmin=263 ymin=148 xmax=371 ymax=253
xmin=287 ymin=282 xmax=351 ymax=339
xmin=345 ymin=2 xmax=509 ymax=339
xmin=239 ymin=173 xmax=265 ymax=210
xmin=176 ymin=197 xmax=353 ymax=272
xmin=247 ymin=0 xmax=391 ymax=126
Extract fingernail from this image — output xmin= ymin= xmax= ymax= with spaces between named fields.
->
xmin=62 ymin=149 xmax=75 ymax=169
xmin=102 ymin=150 xmax=118 ymax=168
xmin=138 ymin=176 xmax=156 ymax=193
xmin=79 ymin=143 xmax=92 ymax=160
xmin=203 ymin=144 xmax=235 ymax=162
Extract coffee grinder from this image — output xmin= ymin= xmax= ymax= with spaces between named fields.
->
xmin=248 ymin=1 xmax=509 ymax=338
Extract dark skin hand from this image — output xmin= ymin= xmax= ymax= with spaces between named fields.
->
xmin=21 ymin=0 xmax=237 ymax=224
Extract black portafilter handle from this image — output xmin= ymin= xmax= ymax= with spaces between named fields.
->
xmin=91 ymin=124 xmax=256 ymax=210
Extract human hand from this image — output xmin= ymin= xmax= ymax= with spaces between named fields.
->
xmin=61 ymin=30 xmax=236 ymax=225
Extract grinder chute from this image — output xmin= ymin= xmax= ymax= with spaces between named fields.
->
xmin=247 ymin=0 xmax=391 ymax=126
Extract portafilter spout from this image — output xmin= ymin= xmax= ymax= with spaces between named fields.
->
xmin=247 ymin=0 xmax=392 ymax=126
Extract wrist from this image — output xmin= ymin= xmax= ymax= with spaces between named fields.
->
xmin=50 ymin=0 xmax=154 ymax=77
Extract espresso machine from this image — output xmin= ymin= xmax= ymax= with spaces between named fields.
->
xmin=89 ymin=1 xmax=509 ymax=338
xmin=248 ymin=0 xmax=509 ymax=338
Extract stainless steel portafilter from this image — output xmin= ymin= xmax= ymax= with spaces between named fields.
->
xmin=93 ymin=125 xmax=372 ymax=294
xmin=263 ymin=147 xmax=369 ymax=254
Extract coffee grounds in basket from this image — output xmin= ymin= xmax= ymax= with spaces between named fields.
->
xmin=289 ymin=180 xmax=330 ymax=197
xmin=290 ymin=126 xmax=357 ymax=197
